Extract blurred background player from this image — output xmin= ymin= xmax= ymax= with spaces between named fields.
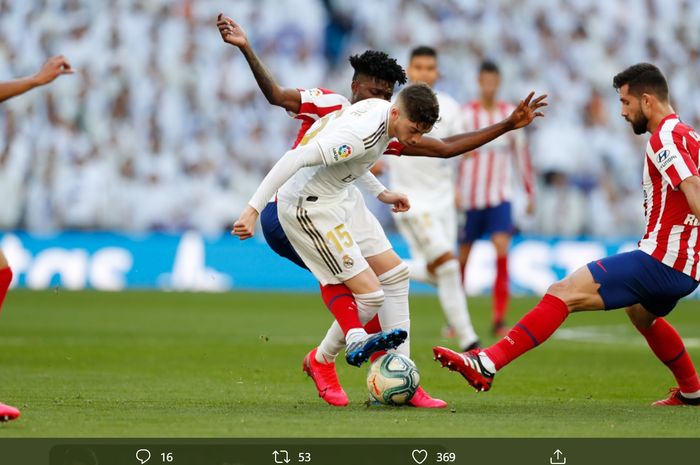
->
xmin=383 ymin=46 xmax=480 ymax=352
xmin=0 ymin=55 xmax=73 ymax=421
xmin=435 ymin=63 xmax=700 ymax=406
xmin=457 ymin=60 xmax=536 ymax=336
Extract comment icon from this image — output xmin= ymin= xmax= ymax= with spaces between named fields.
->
xmin=136 ymin=449 xmax=151 ymax=464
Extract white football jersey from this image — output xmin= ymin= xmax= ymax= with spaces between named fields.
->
xmin=386 ymin=91 xmax=462 ymax=211
xmin=278 ymin=98 xmax=394 ymax=204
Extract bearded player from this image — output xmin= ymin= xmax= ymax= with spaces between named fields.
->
xmin=435 ymin=63 xmax=700 ymax=407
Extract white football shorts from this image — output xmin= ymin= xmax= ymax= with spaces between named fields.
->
xmin=393 ymin=206 xmax=457 ymax=263
xmin=277 ymin=188 xmax=392 ymax=285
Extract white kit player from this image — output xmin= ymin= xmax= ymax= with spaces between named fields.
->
xmin=385 ymin=46 xmax=480 ymax=352
xmin=234 ymin=84 xmax=441 ymax=400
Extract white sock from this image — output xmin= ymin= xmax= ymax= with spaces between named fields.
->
xmin=315 ymin=289 xmax=384 ymax=362
xmin=353 ymin=289 xmax=385 ymax=324
xmin=378 ymin=263 xmax=411 ymax=357
xmin=478 ymin=352 xmax=497 ymax=375
xmin=345 ymin=328 xmax=368 ymax=346
xmin=681 ymin=389 xmax=700 ymax=399
xmin=435 ymin=259 xmax=479 ymax=349
xmin=316 ymin=323 xmax=344 ymax=363
xmin=405 ymin=258 xmax=436 ymax=285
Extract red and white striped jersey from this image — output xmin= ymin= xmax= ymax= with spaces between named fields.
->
xmin=639 ymin=114 xmax=700 ymax=280
xmin=289 ymin=88 xmax=405 ymax=160
xmin=456 ymin=100 xmax=534 ymax=211
xmin=289 ymin=88 xmax=349 ymax=148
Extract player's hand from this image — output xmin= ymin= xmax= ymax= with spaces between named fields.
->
xmin=506 ymin=92 xmax=548 ymax=130
xmin=232 ymin=205 xmax=259 ymax=240
xmin=378 ymin=190 xmax=410 ymax=213
xmin=217 ymin=13 xmax=248 ymax=48
xmin=33 ymin=55 xmax=73 ymax=86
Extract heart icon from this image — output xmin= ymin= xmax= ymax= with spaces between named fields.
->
xmin=412 ymin=449 xmax=428 ymax=465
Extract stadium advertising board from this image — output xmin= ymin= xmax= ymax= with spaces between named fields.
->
xmin=3 ymin=231 xmax=696 ymax=298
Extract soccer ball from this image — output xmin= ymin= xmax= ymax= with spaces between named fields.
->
xmin=366 ymin=353 xmax=420 ymax=405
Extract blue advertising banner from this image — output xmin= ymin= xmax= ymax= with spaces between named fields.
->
xmin=1 ymin=231 xmax=698 ymax=299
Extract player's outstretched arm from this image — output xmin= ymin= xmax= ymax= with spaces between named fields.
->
xmin=232 ymin=144 xmax=325 ymax=239
xmin=680 ymin=176 xmax=700 ymax=220
xmin=401 ymin=92 xmax=547 ymax=158
xmin=217 ymin=13 xmax=301 ymax=114
xmin=0 ymin=55 xmax=73 ymax=103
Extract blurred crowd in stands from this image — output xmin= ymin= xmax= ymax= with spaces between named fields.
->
xmin=1 ymin=0 xmax=698 ymax=237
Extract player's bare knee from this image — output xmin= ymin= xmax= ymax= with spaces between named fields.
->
xmin=545 ymin=279 xmax=577 ymax=313
xmin=344 ymin=267 xmax=382 ymax=295
xmin=0 ymin=251 xmax=7 ymax=269
xmin=491 ymin=233 xmax=511 ymax=256
xmin=427 ymin=252 xmax=453 ymax=275
xmin=366 ymin=249 xmax=403 ymax=277
xmin=545 ymin=279 xmax=570 ymax=299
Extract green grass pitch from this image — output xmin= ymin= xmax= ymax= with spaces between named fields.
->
xmin=1 ymin=290 xmax=699 ymax=437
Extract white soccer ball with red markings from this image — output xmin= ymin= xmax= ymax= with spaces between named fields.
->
xmin=367 ymin=353 xmax=420 ymax=405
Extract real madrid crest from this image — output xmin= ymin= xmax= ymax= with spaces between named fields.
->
xmin=342 ymin=254 xmax=354 ymax=269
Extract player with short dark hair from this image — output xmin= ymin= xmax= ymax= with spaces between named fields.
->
xmin=457 ymin=59 xmax=536 ymax=336
xmin=613 ymin=63 xmax=668 ymax=107
xmin=409 ymin=45 xmax=438 ymax=60
xmin=395 ymin=81 xmax=441 ymax=131
xmin=0 ymin=55 xmax=73 ymax=421
xmin=435 ymin=63 xmax=700 ymax=407
xmin=479 ymin=60 xmax=500 ymax=75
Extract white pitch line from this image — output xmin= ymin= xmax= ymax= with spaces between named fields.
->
xmin=553 ymin=325 xmax=700 ymax=348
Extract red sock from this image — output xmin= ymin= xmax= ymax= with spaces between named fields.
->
xmin=493 ymin=255 xmax=509 ymax=325
xmin=364 ymin=315 xmax=381 ymax=333
xmin=635 ymin=318 xmax=700 ymax=393
xmin=320 ymin=283 xmax=362 ymax=335
xmin=370 ymin=350 xmax=387 ymax=363
xmin=0 ymin=267 xmax=12 ymax=313
xmin=484 ymin=294 xmax=569 ymax=370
